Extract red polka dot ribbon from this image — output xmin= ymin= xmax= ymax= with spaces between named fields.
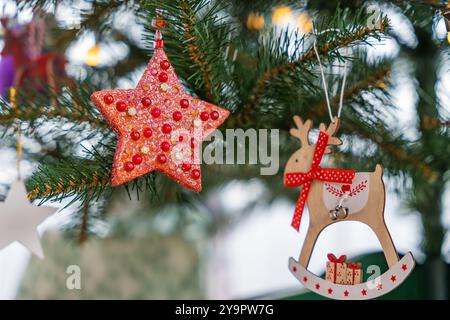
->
xmin=284 ymin=131 xmax=355 ymax=231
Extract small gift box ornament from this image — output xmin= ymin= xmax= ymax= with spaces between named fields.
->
xmin=346 ymin=261 xmax=363 ymax=285
xmin=325 ymin=253 xmax=347 ymax=284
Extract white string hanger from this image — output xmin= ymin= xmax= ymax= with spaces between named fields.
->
xmin=311 ymin=27 xmax=349 ymax=123
xmin=338 ymin=56 xmax=349 ymax=118
xmin=312 ymin=38 xmax=334 ymax=122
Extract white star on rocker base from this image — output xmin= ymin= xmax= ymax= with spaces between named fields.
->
xmin=0 ymin=180 xmax=56 ymax=258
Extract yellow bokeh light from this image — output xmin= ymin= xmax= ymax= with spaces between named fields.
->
xmin=272 ymin=5 xmax=292 ymax=25
xmin=9 ymin=87 xmax=16 ymax=106
xmin=447 ymin=32 xmax=450 ymax=44
xmin=85 ymin=44 xmax=101 ymax=67
xmin=246 ymin=13 xmax=265 ymax=31
xmin=297 ymin=12 xmax=313 ymax=33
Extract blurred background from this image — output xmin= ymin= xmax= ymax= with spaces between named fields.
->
xmin=0 ymin=0 xmax=448 ymax=299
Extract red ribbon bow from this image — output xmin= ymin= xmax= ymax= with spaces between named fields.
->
xmin=348 ymin=261 xmax=362 ymax=270
xmin=284 ymin=131 xmax=356 ymax=231
xmin=347 ymin=261 xmax=362 ymax=285
xmin=327 ymin=253 xmax=346 ymax=283
xmin=327 ymin=253 xmax=346 ymax=264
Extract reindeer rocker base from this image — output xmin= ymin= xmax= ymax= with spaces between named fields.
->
xmin=284 ymin=116 xmax=415 ymax=300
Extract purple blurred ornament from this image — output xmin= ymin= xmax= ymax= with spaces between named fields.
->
xmin=0 ymin=55 xmax=15 ymax=97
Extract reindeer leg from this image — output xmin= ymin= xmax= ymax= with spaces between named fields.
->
xmin=372 ymin=221 xmax=399 ymax=268
xmin=299 ymin=226 xmax=321 ymax=268
xmin=365 ymin=164 xmax=399 ymax=268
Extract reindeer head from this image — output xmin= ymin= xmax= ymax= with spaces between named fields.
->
xmin=284 ymin=116 xmax=342 ymax=175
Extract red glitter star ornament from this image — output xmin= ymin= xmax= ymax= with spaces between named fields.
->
xmin=91 ymin=47 xmax=230 ymax=191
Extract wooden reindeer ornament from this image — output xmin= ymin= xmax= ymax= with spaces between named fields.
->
xmin=284 ymin=116 xmax=415 ymax=300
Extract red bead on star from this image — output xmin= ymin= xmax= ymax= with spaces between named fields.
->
xmin=91 ymin=47 xmax=230 ymax=190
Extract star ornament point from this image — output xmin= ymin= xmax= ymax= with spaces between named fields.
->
xmin=91 ymin=48 xmax=230 ymax=191
xmin=0 ymin=180 xmax=56 ymax=259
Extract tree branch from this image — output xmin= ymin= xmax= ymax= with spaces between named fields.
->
xmin=306 ymin=66 xmax=438 ymax=179
xmin=238 ymin=20 xmax=388 ymax=126
xmin=0 ymin=107 xmax=108 ymax=129
xmin=177 ymin=0 xmax=215 ymax=102
xmin=27 ymin=166 xmax=109 ymax=201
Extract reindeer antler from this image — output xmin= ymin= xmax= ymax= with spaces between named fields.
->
xmin=319 ymin=117 xmax=342 ymax=154
xmin=290 ymin=116 xmax=312 ymax=147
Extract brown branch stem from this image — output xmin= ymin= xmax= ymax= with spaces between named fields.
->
xmin=27 ymin=173 xmax=109 ymax=201
xmin=0 ymin=108 xmax=109 ymax=129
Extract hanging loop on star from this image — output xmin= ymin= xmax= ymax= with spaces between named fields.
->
xmin=152 ymin=7 xmax=166 ymax=49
